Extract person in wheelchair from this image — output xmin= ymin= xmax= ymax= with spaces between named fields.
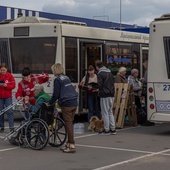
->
xmin=24 ymin=84 xmax=52 ymax=119
xmin=9 ymin=84 xmax=53 ymax=146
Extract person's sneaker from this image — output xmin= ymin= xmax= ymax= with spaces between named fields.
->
xmin=63 ymin=144 xmax=76 ymax=153
xmin=110 ymin=130 xmax=117 ymax=135
xmin=0 ymin=128 xmax=4 ymax=133
xmin=99 ymin=130 xmax=110 ymax=135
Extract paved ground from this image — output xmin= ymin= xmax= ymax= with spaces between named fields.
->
xmin=0 ymin=121 xmax=170 ymax=170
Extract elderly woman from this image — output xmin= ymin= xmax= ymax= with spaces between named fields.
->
xmin=128 ymin=69 xmax=145 ymax=124
xmin=128 ymin=69 xmax=142 ymax=108
xmin=24 ymin=84 xmax=51 ymax=114
xmin=114 ymin=67 xmax=127 ymax=83
xmin=128 ymin=69 xmax=142 ymax=95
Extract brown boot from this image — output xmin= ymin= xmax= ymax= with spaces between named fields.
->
xmin=63 ymin=143 xmax=76 ymax=153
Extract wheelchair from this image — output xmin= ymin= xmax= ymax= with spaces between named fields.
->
xmin=2 ymin=99 xmax=67 ymax=150
xmin=39 ymin=103 xmax=67 ymax=148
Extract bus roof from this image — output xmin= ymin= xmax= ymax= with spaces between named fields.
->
xmin=1 ymin=16 xmax=87 ymax=26
xmin=154 ymin=13 xmax=170 ymax=21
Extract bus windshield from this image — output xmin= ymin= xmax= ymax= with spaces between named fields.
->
xmin=9 ymin=37 xmax=57 ymax=73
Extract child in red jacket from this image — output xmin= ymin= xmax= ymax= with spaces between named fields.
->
xmin=16 ymin=67 xmax=49 ymax=104
xmin=0 ymin=63 xmax=15 ymax=132
xmin=15 ymin=67 xmax=49 ymax=119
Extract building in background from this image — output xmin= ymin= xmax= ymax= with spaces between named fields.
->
xmin=0 ymin=5 xmax=149 ymax=34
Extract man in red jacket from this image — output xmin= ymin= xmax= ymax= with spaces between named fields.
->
xmin=0 ymin=63 xmax=15 ymax=132
xmin=15 ymin=67 xmax=49 ymax=119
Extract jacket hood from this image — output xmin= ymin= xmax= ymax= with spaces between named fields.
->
xmin=98 ymin=66 xmax=111 ymax=74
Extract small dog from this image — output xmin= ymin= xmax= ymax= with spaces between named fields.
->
xmin=88 ymin=116 xmax=104 ymax=133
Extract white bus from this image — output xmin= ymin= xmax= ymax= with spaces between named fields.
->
xmin=0 ymin=16 xmax=149 ymax=113
xmin=148 ymin=14 xmax=170 ymax=122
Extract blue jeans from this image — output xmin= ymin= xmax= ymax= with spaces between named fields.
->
xmin=24 ymin=110 xmax=30 ymax=120
xmin=88 ymin=94 xmax=100 ymax=121
xmin=0 ymin=98 xmax=14 ymax=129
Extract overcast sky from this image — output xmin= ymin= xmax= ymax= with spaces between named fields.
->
xmin=0 ymin=0 xmax=170 ymax=26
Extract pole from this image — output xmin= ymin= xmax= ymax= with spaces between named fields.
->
xmin=120 ymin=0 xmax=122 ymax=30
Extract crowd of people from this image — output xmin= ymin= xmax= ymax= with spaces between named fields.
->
xmin=79 ymin=60 xmax=153 ymax=129
xmin=0 ymin=59 xmax=152 ymax=153
xmin=0 ymin=63 xmax=78 ymax=153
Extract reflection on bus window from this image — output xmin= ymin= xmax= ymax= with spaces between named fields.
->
xmin=65 ymin=37 xmax=78 ymax=83
xmin=10 ymin=37 xmax=57 ymax=74
xmin=105 ymin=42 xmax=140 ymax=77
xmin=0 ymin=38 xmax=11 ymax=71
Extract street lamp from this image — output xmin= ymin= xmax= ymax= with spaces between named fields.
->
xmin=120 ymin=0 xmax=122 ymax=30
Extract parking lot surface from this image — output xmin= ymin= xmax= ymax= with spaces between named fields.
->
xmin=0 ymin=121 xmax=170 ymax=170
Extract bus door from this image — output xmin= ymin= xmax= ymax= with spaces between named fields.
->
xmin=140 ymin=45 xmax=149 ymax=78
xmin=79 ymin=44 xmax=102 ymax=113
xmin=84 ymin=44 xmax=102 ymax=67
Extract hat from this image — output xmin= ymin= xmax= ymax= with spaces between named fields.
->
xmin=131 ymin=69 xmax=139 ymax=75
xmin=118 ymin=67 xmax=126 ymax=73
xmin=34 ymin=84 xmax=44 ymax=91
xmin=88 ymin=65 xmax=95 ymax=71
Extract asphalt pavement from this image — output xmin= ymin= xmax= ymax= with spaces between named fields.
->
xmin=0 ymin=120 xmax=170 ymax=170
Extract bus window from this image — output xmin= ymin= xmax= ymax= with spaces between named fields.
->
xmin=105 ymin=42 xmax=140 ymax=76
xmin=163 ymin=36 xmax=170 ymax=78
xmin=0 ymin=39 xmax=11 ymax=71
xmin=141 ymin=48 xmax=148 ymax=77
xmin=65 ymin=37 xmax=78 ymax=83
xmin=105 ymin=42 xmax=119 ymax=75
xmin=9 ymin=37 xmax=57 ymax=74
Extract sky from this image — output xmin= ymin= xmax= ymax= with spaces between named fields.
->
xmin=0 ymin=0 xmax=170 ymax=27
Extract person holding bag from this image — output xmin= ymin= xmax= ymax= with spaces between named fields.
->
xmin=79 ymin=65 xmax=100 ymax=122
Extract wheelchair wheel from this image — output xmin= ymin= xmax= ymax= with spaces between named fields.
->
xmin=25 ymin=118 xmax=49 ymax=150
xmin=49 ymin=117 xmax=67 ymax=147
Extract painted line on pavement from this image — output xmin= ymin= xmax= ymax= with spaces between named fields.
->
xmin=92 ymin=148 xmax=170 ymax=170
xmin=0 ymin=147 xmax=19 ymax=152
xmin=76 ymin=144 xmax=153 ymax=154
xmin=75 ymin=126 xmax=141 ymax=139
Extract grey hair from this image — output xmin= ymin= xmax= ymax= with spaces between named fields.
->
xmin=34 ymin=84 xmax=44 ymax=92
